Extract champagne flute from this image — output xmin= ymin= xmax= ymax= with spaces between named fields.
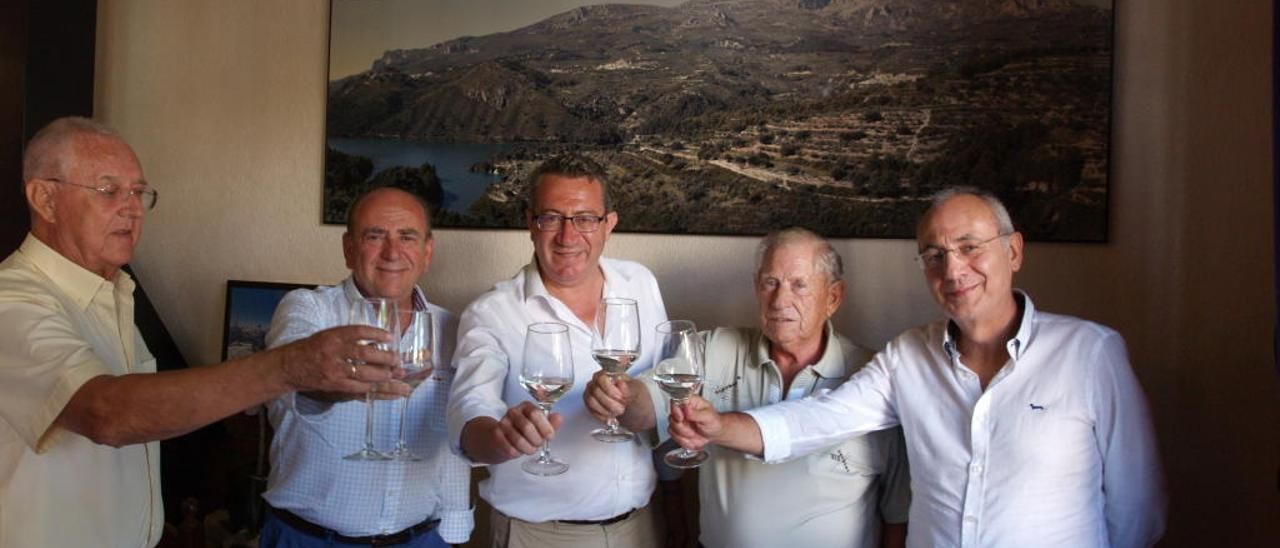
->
xmin=590 ymin=297 xmax=641 ymax=443
xmin=389 ymin=309 xmax=434 ymax=461
xmin=343 ymin=297 xmax=399 ymax=461
xmin=655 ymin=320 xmax=709 ymax=468
xmin=520 ymin=322 xmax=575 ymax=476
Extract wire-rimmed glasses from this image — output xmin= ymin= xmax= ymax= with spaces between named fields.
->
xmin=913 ymin=232 xmax=1010 ymax=270
xmin=44 ymin=177 xmax=158 ymax=210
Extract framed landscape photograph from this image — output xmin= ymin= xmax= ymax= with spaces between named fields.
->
xmin=324 ymin=0 xmax=1113 ymax=241
xmin=220 ymin=280 xmax=315 ymax=361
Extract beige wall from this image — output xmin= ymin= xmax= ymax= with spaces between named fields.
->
xmin=94 ymin=0 xmax=1277 ymax=545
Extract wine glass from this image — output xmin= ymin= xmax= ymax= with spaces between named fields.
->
xmin=343 ymin=297 xmax=399 ymax=461
xmin=655 ymin=320 xmax=709 ymax=469
xmin=590 ymin=297 xmax=641 ymax=443
xmin=519 ymin=322 xmax=575 ymax=476
xmin=389 ymin=309 xmax=434 ymax=461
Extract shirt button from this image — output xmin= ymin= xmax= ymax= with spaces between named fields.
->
xmin=970 ymin=464 xmax=983 ymax=473
xmin=964 ymin=516 xmax=978 ymax=524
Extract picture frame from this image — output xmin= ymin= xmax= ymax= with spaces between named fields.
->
xmin=220 ymin=280 xmax=316 ymax=361
xmin=323 ymin=0 xmax=1114 ymax=242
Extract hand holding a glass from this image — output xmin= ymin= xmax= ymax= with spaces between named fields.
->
xmin=519 ymin=322 xmax=576 ymax=475
xmin=656 ymin=320 xmax=709 ymax=468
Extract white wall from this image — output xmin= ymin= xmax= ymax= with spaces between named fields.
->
xmin=94 ymin=1 xmax=1277 ymax=545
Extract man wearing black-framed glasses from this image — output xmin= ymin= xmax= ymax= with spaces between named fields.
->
xmin=0 ymin=117 xmax=402 ymax=547
xmin=448 ymin=154 xmax=669 ymax=548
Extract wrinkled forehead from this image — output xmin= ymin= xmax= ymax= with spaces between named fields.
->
xmin=66 ymin=134 xmax=145 ymax=183
xmin=758 ymin=241 xmax=824 ymax=279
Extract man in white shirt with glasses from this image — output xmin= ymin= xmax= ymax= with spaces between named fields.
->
xmin=669 ymin=187 xmax=1167 ymax=548
xmin=447 ymin=154 xmax=668 ymax=548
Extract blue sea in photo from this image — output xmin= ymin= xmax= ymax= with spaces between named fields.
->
xmin=328 ymin=138 xmax=512 ymax=210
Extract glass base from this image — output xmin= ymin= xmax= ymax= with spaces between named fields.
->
xmin=388 ymin=447 xmax=424 ymax=461
xmin=522 ymin=456 xmax=569 ymax=476
xmin=591 ymin=426 xmax=636 ymax=443
xmin=664 ymin=447 xmax=708 ymax=469
xmin=343 ymin=447 xmax=392 ymax=461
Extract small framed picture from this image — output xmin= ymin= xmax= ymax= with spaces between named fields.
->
xmin=220 ymin=280 xmax=316 ymax=361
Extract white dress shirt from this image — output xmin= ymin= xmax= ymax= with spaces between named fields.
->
xmin=748 ymin=292 xmax=1166 ymax=548
xmin=0 ymin=234 xmax=163 ymax=547
xmin=447 ymin=258 xmax=668 ymax=522
xmin=263 ymin=278 xmax=473 ymax=543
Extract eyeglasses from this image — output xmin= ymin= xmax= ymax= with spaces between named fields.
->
xmin=914 ymin=233 xmax=1009 ymax=270
xmin=46 ymin=177 xmax=158 ymax=211
xmin=533 ymin=213 xmax=606 ymax=233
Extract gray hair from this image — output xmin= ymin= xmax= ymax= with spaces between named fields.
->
xmin=925 ymin=186 xmax=1016 ymax=235
xmin=525 ymin=153 xmax=612 ymax=213
xmin=23 ymin=117 xmax=123 ymax=183
xmin=755 ymin=227 xmax=844 ymax=283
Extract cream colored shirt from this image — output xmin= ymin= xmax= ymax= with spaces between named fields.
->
xmin=0 ymin=234 xmax=162 ymax=547
xmin=640 ymin=325 xmax=910 ymax=548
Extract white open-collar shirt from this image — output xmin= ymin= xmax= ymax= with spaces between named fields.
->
xmin=748 ymin=291 xmax=1167 ymax=548
xmin=447 ymin=257 xmax=668 ymax=522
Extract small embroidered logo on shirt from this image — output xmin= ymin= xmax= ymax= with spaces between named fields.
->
xmin=714 ymin=377 xmax=739 ymax=400
xmin=1029 ymin=403 xmax=1046 ymax=411
xmin=830 ymin=449 xmax=851 ymax=473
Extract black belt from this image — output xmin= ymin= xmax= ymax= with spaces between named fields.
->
xmin=558 ymin=508 xmax=637 ymax=526
xmin=270 ymin=505 xmax=439 ymax=546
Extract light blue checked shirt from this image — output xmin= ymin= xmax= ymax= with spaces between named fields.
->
xmin=262 ymin=278 xmax=473 ymax=543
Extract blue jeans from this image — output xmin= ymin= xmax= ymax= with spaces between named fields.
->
xmin=259 ymin=511 xmax=449 ymax=548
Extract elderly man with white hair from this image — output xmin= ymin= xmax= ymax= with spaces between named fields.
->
xmin=586 ymin=227 xmax=910 ymax=548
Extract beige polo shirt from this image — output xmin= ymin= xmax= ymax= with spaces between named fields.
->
xmin=0 ymin=234 xmax=162 ymax=547
xmin=642 ymin=325 xmax=910 ymax=548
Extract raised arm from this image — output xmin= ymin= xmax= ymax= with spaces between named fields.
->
xmin=668 ymin=396 xmax=765 ymax=456
xmin=53 ymin=324 xmax=398 ymax=447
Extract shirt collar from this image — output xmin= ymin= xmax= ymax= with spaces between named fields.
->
xmin=942 ymin=289 xmax=1036 ymax=361
xmin=341 ymin=276 xmax=426 ymax=311
xmin=19 ymin=233 xmax=130 ymax=310
xmin=753 ymin=321 xmax=846 ymax=379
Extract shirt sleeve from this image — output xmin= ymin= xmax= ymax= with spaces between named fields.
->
xmin=446 ymin=298 xmax=519 ymax=461
xmin=265 ymin=289 xmax=336 ymax=420
xmin=875 ymin=427 xmax=912 ymax=525
xmin=746 ymin=343 xmax=901 ymax=463
xmin=1089 ymin=332 xmax=1167 ymax=547
xmin=432 ymin=371 xmax=476 ymax=543
xmin=0 ymin=294 xmax=113 ymax=452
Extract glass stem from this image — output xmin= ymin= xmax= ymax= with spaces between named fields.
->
xmin=537 ymin=403 xmax=553 ymax=462
xmin=672 ymin=398 xmax=693 ymax=457
xmin=363 ymin=390 xmax=376 ymax=450
xmin=397 ymin=395 xmax=410 ymax=450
